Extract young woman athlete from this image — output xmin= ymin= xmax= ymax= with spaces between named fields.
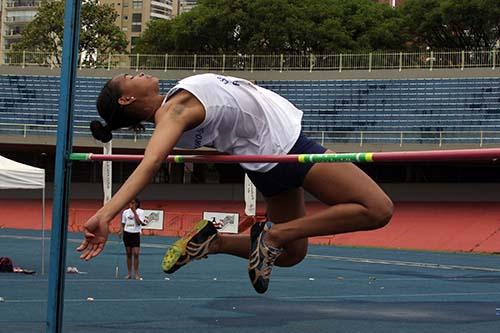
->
xmin=119 ymin=198 xmax=146 ymax=280
xmin=77 ymin=73 xmax=393 ymax=294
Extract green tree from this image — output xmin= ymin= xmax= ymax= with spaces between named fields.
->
xmin=133 ymin=19 xmax=176 ymax=54
xmin=135 ymin=0 xmax=406 ymax=55
xmin=401 ymin=0 xmax=500 ymax=49
xmin=13 ymin=0 xmax=127 ymax=66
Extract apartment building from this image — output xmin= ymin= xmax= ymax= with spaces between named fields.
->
xmin=101 ymin=0 xmax=197 ymax=52
xmin=178 ymin=0 xmax=197 ymax=14
xmin=0 ymin=0 xmax=41 ymax=54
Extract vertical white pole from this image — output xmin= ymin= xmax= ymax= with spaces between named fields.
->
xmin=244 ymin=174 xmax=256 ymax=217
xmin=103 ymin=141 xmax=112 ymax=204
xmin=41 ymin=187 xmax=45 ymax=275
xmin=103 ymin=141 xmax=115 ymax=278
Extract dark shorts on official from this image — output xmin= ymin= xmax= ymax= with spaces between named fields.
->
xmin=246 ymin=133 xmax=327 ymax=197
xmin=123 ymin=231 xmax=141 ymax=248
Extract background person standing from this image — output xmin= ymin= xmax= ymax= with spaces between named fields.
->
xmin=119 ymin=198 xmax=146 ymax=280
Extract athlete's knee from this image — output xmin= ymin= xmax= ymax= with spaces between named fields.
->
xmin=366 ymin=196 xmax=393 ymax=230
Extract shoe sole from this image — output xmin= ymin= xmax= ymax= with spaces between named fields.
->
xmin=161 ymin=219 xmax=209 ymax=273
xmin=248 ymin=222 xmax=268 ymax=293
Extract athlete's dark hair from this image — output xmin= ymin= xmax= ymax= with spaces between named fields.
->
xmin=90 ymin=79 xmax=144 ymax=143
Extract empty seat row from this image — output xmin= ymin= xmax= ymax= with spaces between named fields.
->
xmin=0 ymin=75 xmax=499 ymax=143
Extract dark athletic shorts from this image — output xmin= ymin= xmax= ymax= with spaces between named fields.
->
xmin=123 ymin=231 xmax=140 ymax=248
xmin=246 ymin=133 xmax=327 ymax=197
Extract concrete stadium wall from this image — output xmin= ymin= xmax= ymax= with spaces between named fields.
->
xmin=1 ymin=182 xmax=500 ymax=202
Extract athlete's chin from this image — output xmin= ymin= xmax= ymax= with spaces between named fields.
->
xmin=151 ymin=77 xmax=160 ymax=91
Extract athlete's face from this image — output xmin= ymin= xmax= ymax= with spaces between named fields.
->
xmin=114 ymin=72 xmax=159 ymax=100
xmin=129 ymin=200 xmax=138 ymax=210
xmin=111 ymin=72 xmax=160 ymax=122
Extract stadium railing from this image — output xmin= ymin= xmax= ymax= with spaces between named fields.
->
xmin=1 ymin=49 xmax=499 ymax=72
xmin=1 ymin=122 xmax=499 ymax=147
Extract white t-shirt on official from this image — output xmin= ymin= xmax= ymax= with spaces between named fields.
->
xmin=165 ymin=73 xmax=303 ymax=172
xmin=121 ymin=208 xmax=145 ymax=233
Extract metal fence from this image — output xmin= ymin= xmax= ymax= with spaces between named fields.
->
xmin=2 ymin=49 xmax=499 ymax=72
xmin=1 ymin=122 xmax=499 ymax=147
xmin=305 ymin=130 xmax=500 ymax=147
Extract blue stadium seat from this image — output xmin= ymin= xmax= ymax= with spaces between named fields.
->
xmin=0 ymin=75 xmax=499 ymax=144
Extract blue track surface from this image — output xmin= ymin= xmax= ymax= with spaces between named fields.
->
xmin=1 ymin=229 xmax=500 ymax=333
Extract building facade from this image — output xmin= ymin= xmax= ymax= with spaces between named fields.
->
xmin=0 ymin=0 xmax=41 ymax=55
xmin=0 ymin=0 xmax=199 ymax=59
xmin=178 ymin=0 xmax=197 ymax=14
xmin=101 ymin=0 xmax=197 ymax=52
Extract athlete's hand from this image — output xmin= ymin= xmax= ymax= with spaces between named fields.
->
xmin=77 ymin=214 xmax=110 ymax=261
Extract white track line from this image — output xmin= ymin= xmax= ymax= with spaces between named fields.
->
xmin=2 ymin=234 xmax=500 ymax=272
xmin=307 ymin=254 xmax=500 ymax=272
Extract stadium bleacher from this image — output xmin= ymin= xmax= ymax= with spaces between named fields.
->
xmin=261 ymin=78 xmax=500 ymax=131
xmin=0 ymin=75 xmax=499 ymax=144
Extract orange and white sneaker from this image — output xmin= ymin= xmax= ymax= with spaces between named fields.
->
xmin=161 ymin=219 xmax=218 ymax=274
xmin=248 ymin=221 xmax=283 ymax=294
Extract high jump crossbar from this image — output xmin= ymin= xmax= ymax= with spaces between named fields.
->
xmin=70 ymin=148 xmax=500 ymax=164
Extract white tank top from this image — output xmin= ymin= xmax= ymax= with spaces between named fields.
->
xmin=165 ymin=74 xmax=302 ymax=172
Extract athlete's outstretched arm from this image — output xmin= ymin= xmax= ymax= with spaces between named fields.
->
xmin=77 ymin=94 xmax=204 ymax=260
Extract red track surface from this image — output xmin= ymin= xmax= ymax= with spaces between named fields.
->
xmin=2 ymin=199 xmax=499 ymax=253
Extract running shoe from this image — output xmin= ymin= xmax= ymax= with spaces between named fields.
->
xmin=162 ymin=219 xmax=218 ymax=274
xmin=248 ymin=221 xmax=283 ymax=294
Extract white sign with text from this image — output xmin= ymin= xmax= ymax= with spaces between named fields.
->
xmin=203 ymin=212 xmax=239 ymax=234
xmin=142 ymin=210 xmax=164 ymax=230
